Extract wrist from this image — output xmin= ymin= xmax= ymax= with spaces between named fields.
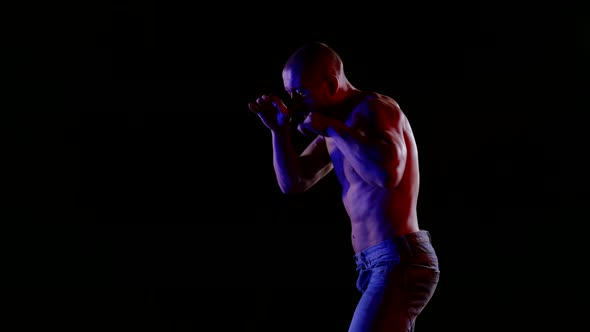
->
xmin=271 ymin=125 xmax=291 ymax=137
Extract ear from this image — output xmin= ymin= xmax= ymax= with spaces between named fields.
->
xmin=325 ymin=74 xmax=339 ymax=96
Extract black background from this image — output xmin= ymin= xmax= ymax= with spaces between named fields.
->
xmin=4 ymin=2 xmax=588 ymax=331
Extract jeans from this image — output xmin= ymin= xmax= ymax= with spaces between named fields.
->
xmin=349 ymin=230 xmax=440 ymax=332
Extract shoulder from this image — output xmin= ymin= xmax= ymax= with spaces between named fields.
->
xmin=355 ymin=92 xmax=404 ymax=123
xmin=363 ymin=92 xmax=401 ymax=111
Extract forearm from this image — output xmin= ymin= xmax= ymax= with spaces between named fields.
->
xmin=271 ymin=129 xmax=305 ymax=193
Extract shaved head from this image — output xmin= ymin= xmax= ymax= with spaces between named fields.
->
xmin=281 ymin=42 xmax=355 ymax=115
xmin=283 ymin=42 xmax=343 ymax=81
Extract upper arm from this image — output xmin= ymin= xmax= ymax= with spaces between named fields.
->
xmin=374 ymin=98 xmax=407 ymax=155
xmin=356 ymin=97 xmax=408 ymax=185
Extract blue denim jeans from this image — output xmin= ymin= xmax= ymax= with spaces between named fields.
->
xmin=349 ymin=230 xmax=440 ymax=332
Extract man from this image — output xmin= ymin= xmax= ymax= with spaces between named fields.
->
xmin=248 ymin=41 xmax=439 ymax=332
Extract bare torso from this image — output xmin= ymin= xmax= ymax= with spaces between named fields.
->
xmin=326 ymin=93 xmax=420 ymax=253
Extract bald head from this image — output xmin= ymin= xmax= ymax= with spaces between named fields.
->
xmin=282 ymin=42 xmax=356 ymax=114
xmin=283 ymin=42 xmax=344 ymax=81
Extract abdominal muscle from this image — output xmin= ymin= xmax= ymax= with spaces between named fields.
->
xmin=342 ymin=173 xmax=420 ymax=254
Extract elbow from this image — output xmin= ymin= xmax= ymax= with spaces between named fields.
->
xmin=374 ymin=166 xmax=403 ymax=189
xmin=281 ymin=188 xmax=306 ymax=195
xmin=375 ymin=146 xmax=407 ymax=188
xmin=279 ymin=185 xmax=296 ymax=194
xmin=278 ymin=179 xmax=308 ymax=195
xmin=380 ymin=157 xmax=405 ymax=188
xmin=374 ymin=174 xmax=397 ymax=189
xmin=382 ymin=175 xmax=401 ymax=189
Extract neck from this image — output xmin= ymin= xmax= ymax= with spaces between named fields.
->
xmin=328 ymin=87 xmax=365 ymax=120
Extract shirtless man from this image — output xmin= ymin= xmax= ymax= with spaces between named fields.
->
xmin=248 ymin=41 xmax=440 ymax=332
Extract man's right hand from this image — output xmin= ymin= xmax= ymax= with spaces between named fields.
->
xmin=248 ymin=94 xmax=291 ymax=131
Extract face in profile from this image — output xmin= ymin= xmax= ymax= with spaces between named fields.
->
xmin=283 ymin=68 xmax=330 ymax=116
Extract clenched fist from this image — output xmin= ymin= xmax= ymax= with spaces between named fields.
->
xmin=248 ymin=94 xmax=291 ymax=131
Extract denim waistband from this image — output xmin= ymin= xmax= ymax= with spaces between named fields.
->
xmin=353 ymin=230 xmax=432 ymax=266
xmin=395 ymin=230 xmax=432 ymax=254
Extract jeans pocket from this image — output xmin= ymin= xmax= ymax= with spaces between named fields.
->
xmin=402 ymin=265 xmax=440 ymax=310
